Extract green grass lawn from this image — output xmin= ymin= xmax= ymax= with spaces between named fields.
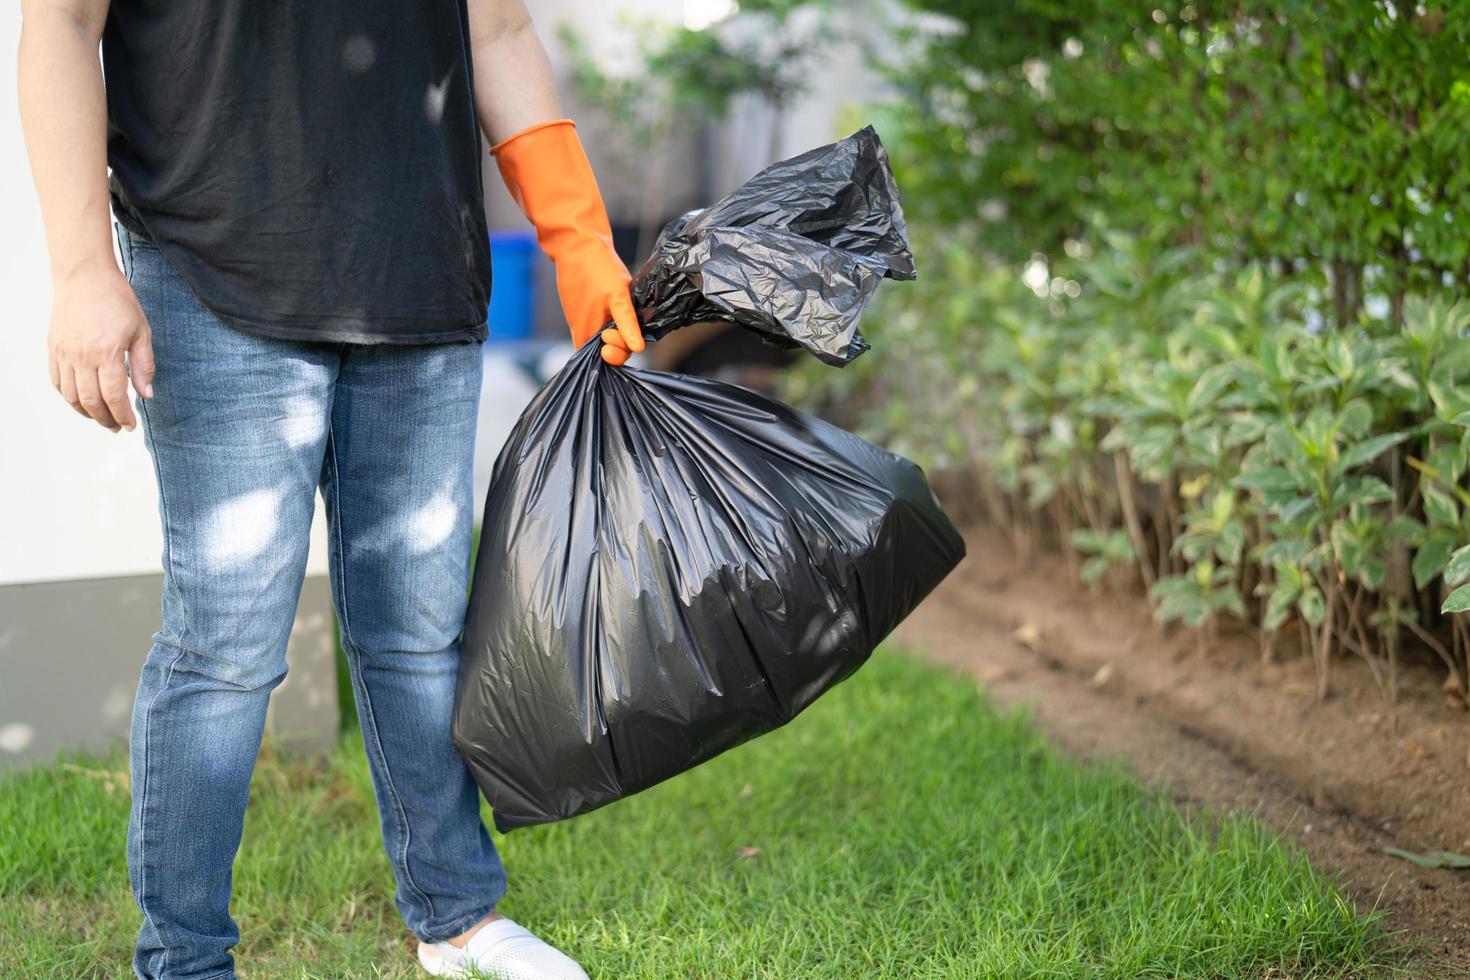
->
xmin=1 ymin=650 xmax=1402 ymax=978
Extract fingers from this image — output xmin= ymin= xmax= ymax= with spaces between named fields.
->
xmin=608 ymin=291 xmax=644 ymax=353
xmin=128 ymin=328 xmax=156 ymax=400
xmin=599 ymin=326 xmax=630 ymax=366
xmin=74 ymin=365 xmax=122 ymax=432
xmin=99 ymin=358 xmax=137 ymax=431
xmin=48 ymin=269 xmax=152 ymax=432
xmin=598 ymin=288 xmax=643 ymax=368
xmin=57 ymin=367 xmax=90 ymax=421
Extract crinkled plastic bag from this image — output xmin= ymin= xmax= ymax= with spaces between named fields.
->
xmin=632 ymin=124 xmax=917 ymax=366
xmin=453 ymin=128 xmax=964 ymax=832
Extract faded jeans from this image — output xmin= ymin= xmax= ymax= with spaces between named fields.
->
xmin=118 ymin=223 xmax=508 ymax=980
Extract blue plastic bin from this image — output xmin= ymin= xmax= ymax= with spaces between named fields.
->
xmin=487 ymin=229 xmax=537 ymax=343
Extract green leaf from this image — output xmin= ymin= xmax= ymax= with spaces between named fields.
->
xmin=1299 ymin=584 xmax=1326 ymax=626
xmin=1071 ymin=528 xmax=1105 ymax=553
xmin=1385 ymin=513 xmax=1427 ymax=547
xmin=1382 ymin=847 xmax=1470 ymax=869
xmin=1209 ymin=586 xmax=1246 ymax=618
xmin=1424 ymin=485 xmax=1460 ymax=527
xmin=1412 ymin=537 xmax=1455 ymax=590
xmin=1081 ymin=555 xmax=1110 ymax=586
xmin=1446 ymin=545 xmax=1470 ymax=588
xmin=1337 ymin=432 xmax=1408 ymax=473
xmin=1103 ymin=530 xmax=1134 ymax=561
xmin=1334 ymin=476 xmax=1395 ymax=511
xmin=1234 ymin=467 xmax=1303 ymax=499
xmin=1425 ymin=444 xmax=1468 ymax=485
xmin=1339 ymin=400 xmax=1373 ymax=440
xmin=1216 ymin=520 xmax=1246 ymax=564
xmin=1357 ymin=558 xmax=1386 ymax=592
xmin=1442 ymin=584 xmax=1470 ymax=615
xmin=1263 ymin=583 xmax=1298 ymax=631
xmin=1273 ymin=560 xmax=1304 ymax=589
xmin=1278 ymin=495 xmax=1317 ymax=527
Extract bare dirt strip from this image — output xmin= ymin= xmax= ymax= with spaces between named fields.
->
xmin=891 ymin=526 xmax=1470 ymax=977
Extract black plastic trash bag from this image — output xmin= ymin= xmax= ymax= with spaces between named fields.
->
xmin=631 ymin=124 xmax=917 ymax=366
xmin=453 ymin=128 xmax=965 ymax=832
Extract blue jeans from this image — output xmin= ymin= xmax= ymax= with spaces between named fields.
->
xmin=118 ymin=224 xmax=508 ymax=980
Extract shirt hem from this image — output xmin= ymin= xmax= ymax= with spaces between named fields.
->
xmin=212 ymin=311 xmax=489 ymax=347
xmin=113 ymin=197 xmax=490 ymax=348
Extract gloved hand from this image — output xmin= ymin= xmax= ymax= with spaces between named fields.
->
xmin=491 ymin=119 xmax=644 ymax=366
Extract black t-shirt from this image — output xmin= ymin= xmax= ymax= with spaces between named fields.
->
xmin=102 ymin=1 xmax=491 ymax=345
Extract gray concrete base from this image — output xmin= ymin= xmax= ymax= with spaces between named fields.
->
xmin=0 ymin=572 xmax=339 ymax=771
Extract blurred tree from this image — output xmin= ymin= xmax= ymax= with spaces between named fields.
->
xmin=885 ymin=1 xmax=1470 ymax=326
xmin=558 ymin=0 xmax=833 ymax=260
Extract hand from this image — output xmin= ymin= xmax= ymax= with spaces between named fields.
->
xmin=48 ymin=266 xmax=154 ymax=431
xmin=490 ymin=119 xmax=646 ymax=366
xmin=597 ymin=321 xmax=641 ymax=365
xmin=551 ymin=242 xmax=643 ymax=366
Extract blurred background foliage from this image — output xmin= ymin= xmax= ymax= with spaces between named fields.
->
xmin=558 ymin=0 xmax=837 ymax=259
xmin=886 ymin=0 xmax=1470 ymax=321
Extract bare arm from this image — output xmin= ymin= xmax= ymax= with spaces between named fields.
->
xmin=19 ymin=0 xmax=153 ymax=432
xmin=465 ymin=0 xmax=562 ymax=145
xmin=465 ymin=0 xmax=645 ymax=362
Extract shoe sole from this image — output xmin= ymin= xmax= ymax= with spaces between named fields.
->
xmin=417 ymin=941 xmax=469 ymax=978
xmin=417 ymin=936 xmax=589 ymax=980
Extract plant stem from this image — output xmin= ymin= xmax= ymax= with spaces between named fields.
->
xmin=1114 ymin=451 xmax=1154 ymax=592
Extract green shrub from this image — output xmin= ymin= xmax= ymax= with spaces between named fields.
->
xmin=884 ymin=1 xmax=1470 ymax=327
xmin=783 ymin=2 xmax=1470 ymax=704
xmin=787 ymin=229 xmax=1470 ymax=701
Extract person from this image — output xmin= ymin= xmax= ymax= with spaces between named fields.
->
xmin=17 ymin=1 xmax=643 ymax=977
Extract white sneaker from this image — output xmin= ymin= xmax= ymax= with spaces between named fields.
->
xmin=416 ymin=917 xmax=590 ymax=980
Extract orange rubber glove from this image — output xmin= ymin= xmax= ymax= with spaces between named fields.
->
xmin=490 ymin=119 xmax=644 ymax=366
